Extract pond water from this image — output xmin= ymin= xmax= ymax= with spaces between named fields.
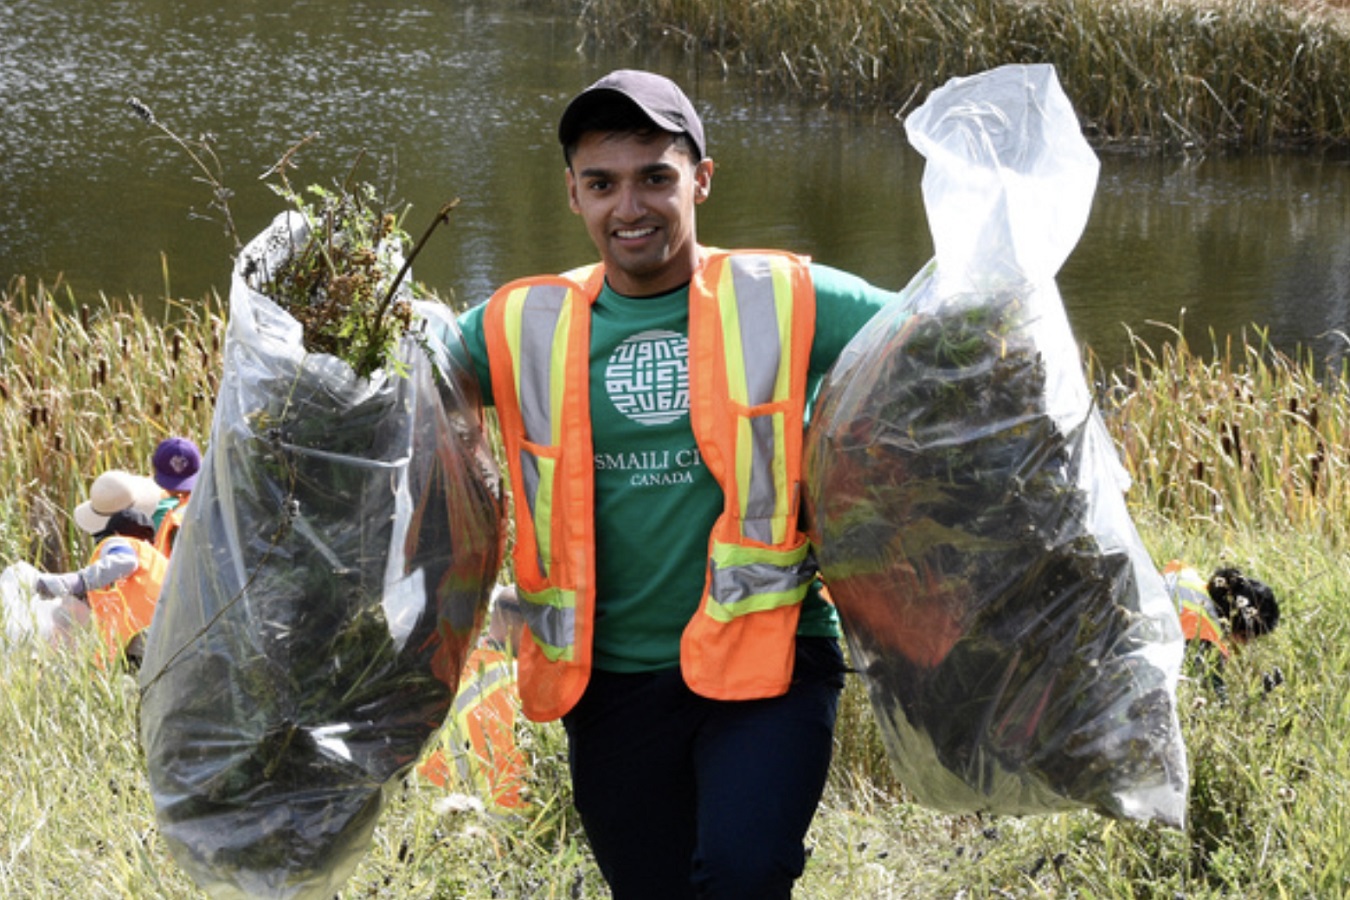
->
xmin=4 ymin=0 xmax=1350 ymax=373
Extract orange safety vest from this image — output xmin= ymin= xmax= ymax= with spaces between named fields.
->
xmin=86 ymin=537 xmax=168 ymax=662
xmin=418 ymin=645 xmax=526 ymax=810
xmin=153 ymin=498 xmax=187 ymax=558
xmin=484 ymin=248 xmax=817 ymax=721
xmin=1161 ymin=559 xmax=1230 ymax=657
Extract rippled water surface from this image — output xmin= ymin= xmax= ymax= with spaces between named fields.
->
xmin=4 ymin=0 xmax=1350 ymax=370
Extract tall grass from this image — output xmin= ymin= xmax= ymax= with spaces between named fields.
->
xmin=0 ymin=277 xmax=222 ymax=572
xmin=1096 ymin=322 xmax=1350 ymax=548
xmin=568 ymin=0 xmax=1350 ymax=150
xmin=4 ymin=283 xmax=1350 ymax=896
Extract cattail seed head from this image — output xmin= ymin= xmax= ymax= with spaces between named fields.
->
xmin=127 ymin=97 xmax=157 ymax=126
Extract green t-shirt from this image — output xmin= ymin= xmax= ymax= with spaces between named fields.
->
xmin=456 ymin=261 xmax=901 ymax=672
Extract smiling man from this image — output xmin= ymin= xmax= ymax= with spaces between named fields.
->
xmin=453 ymin=69 xmax=908 ymax=899
xmin=560 ymin=79 xmax=712 ymax=297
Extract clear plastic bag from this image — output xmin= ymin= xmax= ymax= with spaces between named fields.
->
xmin=138 ymin=213 xmax=504 ymax=899
xmin=1 ymin=561 xmax=90 ymax=650
xmin=805 ymin=64 xmax=1188 ymax=828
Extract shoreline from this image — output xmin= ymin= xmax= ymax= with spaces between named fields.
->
xmin=566 ymin=0 xmax=1350 ymax=152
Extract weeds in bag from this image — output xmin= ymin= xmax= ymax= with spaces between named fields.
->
xmin=127 ymin=98 xmax=458 ymax=380
xmin=805 ymin=64 xmax=1188 ymax=829
xmin=129 ymin=99 xmax=502 ymax=900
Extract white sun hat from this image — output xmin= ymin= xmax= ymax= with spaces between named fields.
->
xmin=73 ymin=469 xmax=164 ymax=535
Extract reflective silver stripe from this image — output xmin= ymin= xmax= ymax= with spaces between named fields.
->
xmin=521 ymin=590 xmax=578 ymax=654
xmin=729 ymin=255 xmax=789 ymax=544
xmin=518 ymin=450 xmax=544 ymax=575
xmin=518 ymin=284 xmax=569 ymax=445
xmin=513 ymin=283 xmax=570 ymax=578
xmin=744 ymin=415 xmax=778 ymax=544
xmin=708 ymin=555 xmax=815 ymax=606
xmin=452 ymin=658 xmax=515 ymax=716
xmin=447 ymin=659 xmax=515 ymax=784
xmin=729 ymin=255 xmax=783 ymax=406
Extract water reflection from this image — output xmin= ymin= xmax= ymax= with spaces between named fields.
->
xmin=1066 ymin=151 xmax=1350 ymax=369
xmin=3 ymin=0 xmax=1349 ymax=372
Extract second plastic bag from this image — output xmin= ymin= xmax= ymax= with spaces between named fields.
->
xmin=138 ymin=213 xmax=504 ymax=899
xmin=805 ymin=64 xmax=1188 ymax=828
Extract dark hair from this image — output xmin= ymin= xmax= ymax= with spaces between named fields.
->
xmin=562 ymin=102 xmax=699 ymax=168
xmin=100 ymin=509 xmax=156 ymax=543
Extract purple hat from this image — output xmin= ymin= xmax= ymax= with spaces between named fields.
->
xmin=152 ymin=437 xmax=202 ymax=492
xmin=558 ymin=69 xmax=706 ymax=160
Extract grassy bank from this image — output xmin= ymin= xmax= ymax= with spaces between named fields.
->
xmin=4 ymin=283 xmax=1350 ymax=896
xmin=565 ymin=0 xmax=1350 ymax=150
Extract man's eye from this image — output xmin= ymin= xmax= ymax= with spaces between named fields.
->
xmin=587 ymin=180 xmax=610 ymax=191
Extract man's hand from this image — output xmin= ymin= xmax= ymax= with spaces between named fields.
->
xmin=35 ymin=573 xmax=85 ymax=598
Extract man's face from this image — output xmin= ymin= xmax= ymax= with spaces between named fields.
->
xmin=565 ymin=130 xmax=713 ymax=297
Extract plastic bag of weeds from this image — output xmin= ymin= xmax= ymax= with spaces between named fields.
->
xmin=805 ymin=64 xmax=1188 ymax=828
xmin=139 ymin=212 xmax=504 ymax=900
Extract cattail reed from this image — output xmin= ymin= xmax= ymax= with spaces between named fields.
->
xmin=1 ymin=279 xmax=222 ymax=568
xmin=578 ymin=0 xmax=1350 ymax=150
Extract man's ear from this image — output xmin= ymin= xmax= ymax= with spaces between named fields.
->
xmin=694 ymin=158 xmax=714 ymax=204
xmin=565 ymin=166 xmax=581 ymax=214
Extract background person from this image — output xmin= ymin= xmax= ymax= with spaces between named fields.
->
xmin=36 ymin=470 xmax=168 ymax=666
xmin=149 ymin=436 xmax=202 ymax=558
xmin=419 ymin=585 xmax=529 ymax=812
xmin=449 ymin=69 xmax=908 ymax=898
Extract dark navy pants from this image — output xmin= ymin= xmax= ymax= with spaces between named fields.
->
xmin=561 ymin=637 xmax=846 ymax=899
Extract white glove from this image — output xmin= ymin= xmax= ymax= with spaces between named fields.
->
xmin=35 ymin=573 xmax=84 ymax=598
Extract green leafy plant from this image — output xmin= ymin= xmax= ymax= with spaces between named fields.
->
xmin=127 ymin=98 xmax=457 ymax=380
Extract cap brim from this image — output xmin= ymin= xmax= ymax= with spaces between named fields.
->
xmin=74 ymin=502 xmax=111 ymax=535
xmin=156 ymin=472 xmax=198 ymax=492
xmin=558 ymin=89 xmax=702 ymax=159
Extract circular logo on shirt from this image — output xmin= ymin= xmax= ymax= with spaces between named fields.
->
xmin=604 ymin=329 xmax=689 ymax=426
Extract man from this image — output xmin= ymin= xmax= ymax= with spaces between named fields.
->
xmin=452 ymin=69 xmax=905 ymax=898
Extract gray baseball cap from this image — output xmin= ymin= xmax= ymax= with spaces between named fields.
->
xmin=558 ymin=69 xmax=706 ymax=160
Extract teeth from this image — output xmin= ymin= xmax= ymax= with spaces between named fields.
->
xmin=616 ymin=228 xmax=653 ymax=239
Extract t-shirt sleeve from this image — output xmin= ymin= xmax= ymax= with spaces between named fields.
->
xmin=452 ymin=300 xmax=495 ymax=407
xmin=79 ymin=540 xmax=140 ymax=591
xmin=808 ymin=262 xmax=904 ymax=377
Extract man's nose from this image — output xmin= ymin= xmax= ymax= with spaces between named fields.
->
xmin=615 ymin=183 xmax=644 ymax=218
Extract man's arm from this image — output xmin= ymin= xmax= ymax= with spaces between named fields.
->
xmin=808 ymin=262 xmax=906 ymax=377
xmin=451 ymin=301 xmax=495 ymax=407
xmin=35 ymin=540 xmax=139 ymax=597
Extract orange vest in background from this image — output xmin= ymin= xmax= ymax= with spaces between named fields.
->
xmin=419 ymin=646 xmax=526 ymax=811
xmin=153 ymin=498 xmax=188 ymax=558
xmin=484 ymin=249 xmax=818 ymax=721
xmin=85 ymin=537 xmax=168 ymax=663
xmin=1162 ymin=559 xmax=1230 ymax=657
